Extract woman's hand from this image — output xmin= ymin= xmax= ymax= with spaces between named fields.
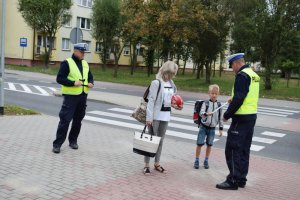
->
xmin=171 ymin=103 xmax=183 ymax=110
xmin=146 ymin=121 xmax=152 ymax=127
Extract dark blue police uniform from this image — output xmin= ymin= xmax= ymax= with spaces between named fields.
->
xmin=222 ymin=64 xmax=257 ymax=188
xmin=53 ymin=53 xmax=93 ymax=152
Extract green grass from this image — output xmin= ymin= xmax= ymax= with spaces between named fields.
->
xmin=6 ymin=64 xmax=300 ymax=102
xmin=4 ymin=104 xmax=39 ymax=116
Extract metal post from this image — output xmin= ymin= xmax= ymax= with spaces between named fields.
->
xmin=21 ymin=46 xmax=24 ymax=66
xmin=0 ymin=0 xmax=6 ymax=115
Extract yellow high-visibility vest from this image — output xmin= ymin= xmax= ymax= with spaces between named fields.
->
xmin=232 ymin=67 xmax=260 ymax=114
xmin=61 ymin=58 xmax=90 ymax=95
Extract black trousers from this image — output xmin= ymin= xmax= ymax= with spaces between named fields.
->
xmin=225 ymin=119 xmax=256 ymax=185
xmin=53 ymin=94 xmax=87 ymax=148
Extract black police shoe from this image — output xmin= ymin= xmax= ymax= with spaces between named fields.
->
xmin=69 ymin=143 xmax=78 ymax=149
xmin=238 ymin=182 xmax=246 ymax=188
xmin=52 ymin=147 xmax=60 ymax=154
xmin=216 ymin=181 xmax=238 ymax=190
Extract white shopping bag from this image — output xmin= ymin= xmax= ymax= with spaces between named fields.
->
xmin=133 ymin=126 xmax=161 ymax=157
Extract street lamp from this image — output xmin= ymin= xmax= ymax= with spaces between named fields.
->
xmin=0 ymin=0 xmax=6 ymax=115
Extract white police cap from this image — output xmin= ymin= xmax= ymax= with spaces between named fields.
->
xmin=227 ymin=53 xmax=245 ymax=63
xmin=74 ymin=43 xmax=87 ymax=52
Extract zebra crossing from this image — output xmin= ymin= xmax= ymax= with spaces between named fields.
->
xmin=4 ymin=82 xmax=57 ymax=96
xmin=84 ymin=107 xmax=287 ymax=152
xmin=5 ymin=81 xmax=298 ymax=118
xmin=185 ymin=100 xmax=299 ymax=118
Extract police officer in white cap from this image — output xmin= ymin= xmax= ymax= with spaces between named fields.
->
xmin=216 ymin=53 xmax=260 ymax=190
xmin=53 ymin=43 xmax=94 ymax=153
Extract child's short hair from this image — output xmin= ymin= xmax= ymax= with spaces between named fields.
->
xmin=208 ymin=84 xmax=220 ymax=92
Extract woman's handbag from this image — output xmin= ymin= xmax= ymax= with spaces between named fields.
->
xmin=133 ymin=125 xmax=161 ymax=157
xmin=131 ymin=80 xmax=161 ymax=124
xmin=131 ymin=99 xmax=148 ymax=124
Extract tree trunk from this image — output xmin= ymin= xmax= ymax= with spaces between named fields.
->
xmin=146 ymin=49 xmax=155 ymax=77
xmin=287 ymin=70 xmax=290 ymax=88
xmin=196 ymin=63 xmax=201 ymax=79
xmin=192 ymin=63 xmax=196 ymax=75
xmin=43 ymin=36 xmax=49 ymax=68
xmin=182 ymin=59 xmax=186 ymax=75
xmin=219 ymin=51 xmax=224 ymax=77
xmin=264 ymin=66 xmax=272 ymax=90
xmin=213 ymin=60 xmax=216 ymax=77
xmin=205 ymin=61 xmax=211 ymax=84
xmin=130 ymin=42 xmax=134 ymax=75
xmin=113 ymin=53 xmax=118 ymax=78
xmin=101 ymin=46 xmax=108 ymax=71
xmin=157 ymin=51 xmax=160 ymax=73
xmin=262 ymin=55 xmax=272 ymax=90
xmin=298 ymin=67 xmax=300 ymax=87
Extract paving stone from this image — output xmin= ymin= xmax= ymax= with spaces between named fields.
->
xmin=0 ymin=115 xmax=299 ymax=200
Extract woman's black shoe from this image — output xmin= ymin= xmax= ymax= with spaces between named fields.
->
xmin=52 ymin=147 xmax=60 ymax=154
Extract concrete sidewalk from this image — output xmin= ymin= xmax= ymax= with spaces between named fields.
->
xmin=0 ymin=115 xmax=300 ymax=200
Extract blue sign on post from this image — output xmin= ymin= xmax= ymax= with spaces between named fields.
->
xmin=20 ymin=37 xmax=27 ymax=47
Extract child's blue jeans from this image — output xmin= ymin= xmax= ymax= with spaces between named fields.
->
xmin=196 ymin=125 xmax=216 ymax=146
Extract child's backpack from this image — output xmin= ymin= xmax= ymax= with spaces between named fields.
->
xmin=193 ymin=100 xmax=221 ymax=127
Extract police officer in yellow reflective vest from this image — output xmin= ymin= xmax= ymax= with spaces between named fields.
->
xmin=53 ymin=43 xmax=94 ymax=154
xmin=216 ymin=53 xmax=260 ymax=190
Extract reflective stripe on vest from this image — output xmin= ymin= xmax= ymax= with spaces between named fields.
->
xmin=61 ymin=58 xmax=90 ymax=95
xmin=232 ymin=67 xmax=260 ymax=115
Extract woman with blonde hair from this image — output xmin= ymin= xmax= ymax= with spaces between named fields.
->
xmin=144 ymin=60 xmax=182 ymax=175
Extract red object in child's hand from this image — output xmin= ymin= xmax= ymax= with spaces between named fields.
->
xmin=172 ymin=95 xmax=184 ymax=108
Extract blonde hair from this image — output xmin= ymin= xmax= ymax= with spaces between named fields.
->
xmin=156 ymin=61 xmax=178 ymax=81
xmin=208 ymin=84 xmax=220 ymax=93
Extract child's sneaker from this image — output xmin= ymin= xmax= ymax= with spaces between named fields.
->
xmin=194 ymin=160 xmax=199 ymax=169
xmin=204 ymin=160 xmax=209 ymax=169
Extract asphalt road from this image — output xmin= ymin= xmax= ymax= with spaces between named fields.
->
xmin=3 ymin=75 xmax=300 ymax=164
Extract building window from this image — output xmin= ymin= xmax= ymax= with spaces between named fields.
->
xmin=137 ymin=48 xmax=144 ymax=56
xmin=77 ymin=17 xmax=91 ymax=30
xmin=95 ymin=42 xmax=102 ymax=52
xmin=95 ymin=42 xmax=110 ymax=58
xmin=82 ymin=40 xmax=91 ymax=51
xmin=124 ymin=46 xmax=130 ymax=56
xmin=77 ymin=0 xmax=93 ymax=8
xmin=64 ymin=18 xmax=72 ymax=27
xmin=62 ymin=38 xmax=70 ymax=50
xmin=37 ymin=35 xmax=56 ymax=49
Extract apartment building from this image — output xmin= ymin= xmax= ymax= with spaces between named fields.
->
xmin=0 ymin=0 xmax=142 ymax=67
xmin=0 ymin=0 xmax=230 ymax=70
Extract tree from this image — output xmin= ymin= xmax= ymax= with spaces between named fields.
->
xmin=179 ymin=0 xmax=229 ymax=83
xmin=92 ymin=0 xmax=124 ymax=77
xmin=121 ymin=0 xmax=145 ymax=75
xmin=229 ymin=0 xmax=300 ymax=90
xmin=278 ymin=31 xmax=300 ymax=87
xmin=18 ymin=0 xmax=72 ymax=68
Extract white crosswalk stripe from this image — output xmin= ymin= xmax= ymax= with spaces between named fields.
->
xmin=261 ymin=131 xmax=286 ymax=138
xmin=20 ymin=84 xmax=32 ymax=93
xmin=85 ymin=108 xmax=287 ymax=152
xmin=33 ymin=85 xmax=49 ymax=96
xmin=4 ymin=82 xmax=57 ymax=96
xmin=109 ymin=107 xmax=229 ymax=128
xmin=185 ymin=100 xmax=299 ymax=117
